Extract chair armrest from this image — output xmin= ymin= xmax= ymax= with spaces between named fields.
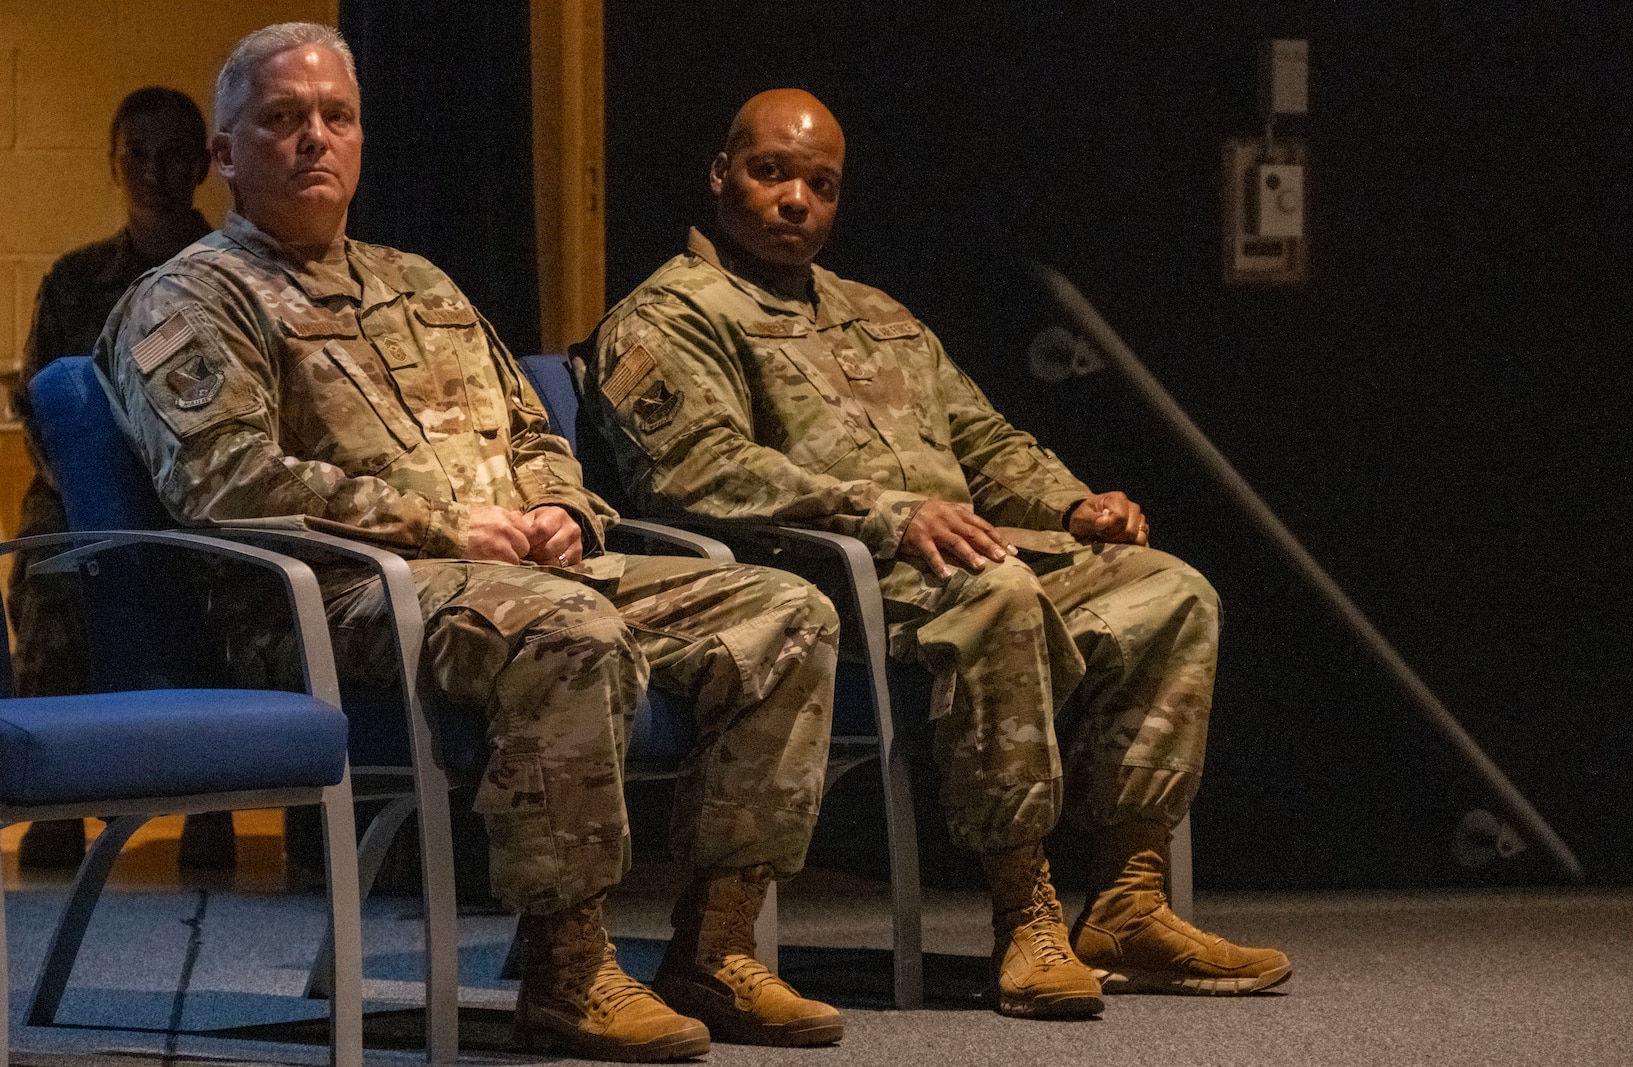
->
xmin=658 ymin=521 xmax=887 ymax=655
xmin=648 ymin=520 xmax=897 ymax=733
xmin=1 ymin=530 xmax=339 ymax=707
xmin=607 ymin=519 xmax=733 ymax=561
xmin=201 ymin=527 xmax=437 ymax=767
xmin=203 ymin=526 xmax=425 ymax=667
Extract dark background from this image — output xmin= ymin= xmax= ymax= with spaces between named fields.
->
xmin=340 ymin=1 xmax=1631 ymax=890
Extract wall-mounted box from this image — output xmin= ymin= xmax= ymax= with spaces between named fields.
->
xmin=1260 ymin=38 xmax=1309 ymax=116
xmin=1223 ymin=137 xmax=1307 ymax=286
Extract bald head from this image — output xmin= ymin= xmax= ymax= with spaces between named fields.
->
xmin=722 ymin=89 xmax=845 ymax=160
xmin=710 ymin=90 xmax=845 ymax=273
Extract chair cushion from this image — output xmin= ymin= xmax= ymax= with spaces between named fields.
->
xmin=0 ymin=690 xmax=347 ymax=806
xmin=626 ymin=691 xmax=696 ymax=771
xmin=831 ymin=661 xmax=934 ymax=737
xmin=344 ymin=687 xmax=694 ymax=780
xmin=29 ymin=356 xmax=174 ymax=531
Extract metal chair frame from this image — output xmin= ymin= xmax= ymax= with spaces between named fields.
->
xmin=0 ymin=530 xmax=363 ymax=1067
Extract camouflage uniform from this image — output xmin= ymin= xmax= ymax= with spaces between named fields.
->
xmin=576 ymin=229 xmax=1217 ymax=853
xmin=8 ymin=216 xmax=208 ymax=697
xmin=95 ymin=213 xmax=837 ymax=914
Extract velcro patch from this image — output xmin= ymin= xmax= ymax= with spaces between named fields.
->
xmin=743 ymin=318 xmax=808 ymax=338
xmin=604 ymin=344 xmax=655 ymax=406
xmin=632 ymin=379 xmax=682 ymax=433
xmin=132 ymin=310 xmax=195 ymax=373
xmin=166 ymin=354 xmax=224 ymax=409
xmin=861 ymin=317 xmax=921 ymax=341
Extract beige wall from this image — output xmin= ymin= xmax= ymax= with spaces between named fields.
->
xmin=0 ymin=0 xmax=340 ymax=380
xmin=0 ymin=0 xmax=337 ymax=543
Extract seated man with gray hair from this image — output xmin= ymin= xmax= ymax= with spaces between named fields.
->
xmin=97 ymin=23 xmax=844 ymax=1061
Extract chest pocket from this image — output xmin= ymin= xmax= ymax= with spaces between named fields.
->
xmin=409 ymin=302 xmax=504 ymax=437
xmin=282 ymin=309 xmax=418 ymax=476
xmin=858 ymin=315 xmax=950 ymax=449
xmin=742 ymin=321 xmax=877 ymax=465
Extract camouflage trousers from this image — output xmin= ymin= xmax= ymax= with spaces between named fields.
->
xmin=325 ymin=553 xmax=838 ymax=916
xmin=5 ymin=477 xmax=93 ymax=698
xmin=882 ymin=542 xmax=1218 ymax=853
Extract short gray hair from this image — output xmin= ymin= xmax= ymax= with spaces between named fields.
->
xmin=213 ymin=22 xmax=357 ymax=133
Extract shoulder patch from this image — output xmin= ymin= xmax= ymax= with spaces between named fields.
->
xmin=604 ymin=344 xmax=655 ymax=406
xmin=166 ymin=354 xmax=224 ymax=409
xmin=133 ymin=310 xmax=196 ymax=374
xmin=632 ymin=379 xmax=682 ymax=433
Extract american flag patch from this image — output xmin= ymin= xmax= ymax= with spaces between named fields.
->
xmin=603 ymin=344 xmax=655 ymax=406
xmin=132 ymin=311 xmax=196 ymax=374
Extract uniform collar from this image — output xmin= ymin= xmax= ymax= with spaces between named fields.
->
xmin=686 ymin=228 xmax=863 ymax=330
xmin=220 ymin=211 xmax=411 ymax=308
xmin=682 ymin=230 xmax=868 ymax=330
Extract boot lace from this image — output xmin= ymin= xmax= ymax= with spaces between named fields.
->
xmin=1147 ymin=889 xmax=1225 ymax=946
xmin=699 ymin=875 xmax=762 ymax=960
xmin=718 ymin=953 xmax=786 ymax=998
xmin=566 ymin=947 xmax=661 ymax=1016
xmin=1020 ymin=877 xmax=1075 ymax=966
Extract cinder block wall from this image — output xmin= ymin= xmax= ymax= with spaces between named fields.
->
xmin=0 ymin=0 xmax=338 ymax=533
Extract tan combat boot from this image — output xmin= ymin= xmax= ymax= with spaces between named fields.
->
xmin=1071 ymin=821 xmax=1292 ymax=995
xmin=981 ymin=843 xmax=1105 ymax=1018
xmin=652 ymin=864 xmax=843 ymax=1046
xmin=515 ymin=893 xmax=710 ymax=1062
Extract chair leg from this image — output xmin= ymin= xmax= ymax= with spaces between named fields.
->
xmin=878 ymin=738 xmax=925 ymax=1009
xmin=2 ymin=850 xmax=11 ymax=1067
xmin=321 ymin=777 xmax=364 ymax=1067
xmin=306 ymin=795 xmax=417 ymax=999
xmin=415 ymin=768 xmax=461 ymax=1066
xmin=27 ymin=814 xmax=146 ymax=1026
xmin=753 ymin=880 xmax=778 ymax=973
xmin=1167 ymin=812 xmax=1194 ymax=922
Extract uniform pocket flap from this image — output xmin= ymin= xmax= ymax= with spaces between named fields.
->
xmin=413 ymin=303 xmax=480 ymax=328
xmin=277 ymin=306 xmax=362 ymax=340
xmin=740 ymin=317 xmax=811 ymax=339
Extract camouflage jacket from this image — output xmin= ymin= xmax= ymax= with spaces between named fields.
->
xmin=576 ymin=228 xmax=1090 ymax=558
xmin=96 ymin=211 xmax=614 ymax=559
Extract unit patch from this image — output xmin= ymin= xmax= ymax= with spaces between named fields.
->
xmin=167 ymin=355 xmax=224 ymax=410
xmin=632 ymin=379 xmax=682 ymax=433
xmin=133 ymin=311 xmax=196 ymax=373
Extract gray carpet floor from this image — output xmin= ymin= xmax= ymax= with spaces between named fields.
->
xmin=5 ymin=863 xmax=1631 ymax=1067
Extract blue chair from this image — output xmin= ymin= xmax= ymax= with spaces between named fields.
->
xmin=523 ymin=353 xmax=928 ymax=1008
xmin=28 ymin=355 xmax=743 ymax=1061
xmin=0 ymin=528 xmax=362 ymax=1067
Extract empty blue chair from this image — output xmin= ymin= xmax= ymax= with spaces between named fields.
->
xmin=0 ymin=529 xmax=362 ymax=1067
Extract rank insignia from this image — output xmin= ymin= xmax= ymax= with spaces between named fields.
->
xmin=167 ymin=355 xmax=224 ymax=410
xmin=632 ymin=379 xmax=681 ymax=433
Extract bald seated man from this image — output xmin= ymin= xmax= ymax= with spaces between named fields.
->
xmin=575 ymin=89 xmax=1292 ymax=1019
xmin=96 ymin=29 xmax=846 ymax=1060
